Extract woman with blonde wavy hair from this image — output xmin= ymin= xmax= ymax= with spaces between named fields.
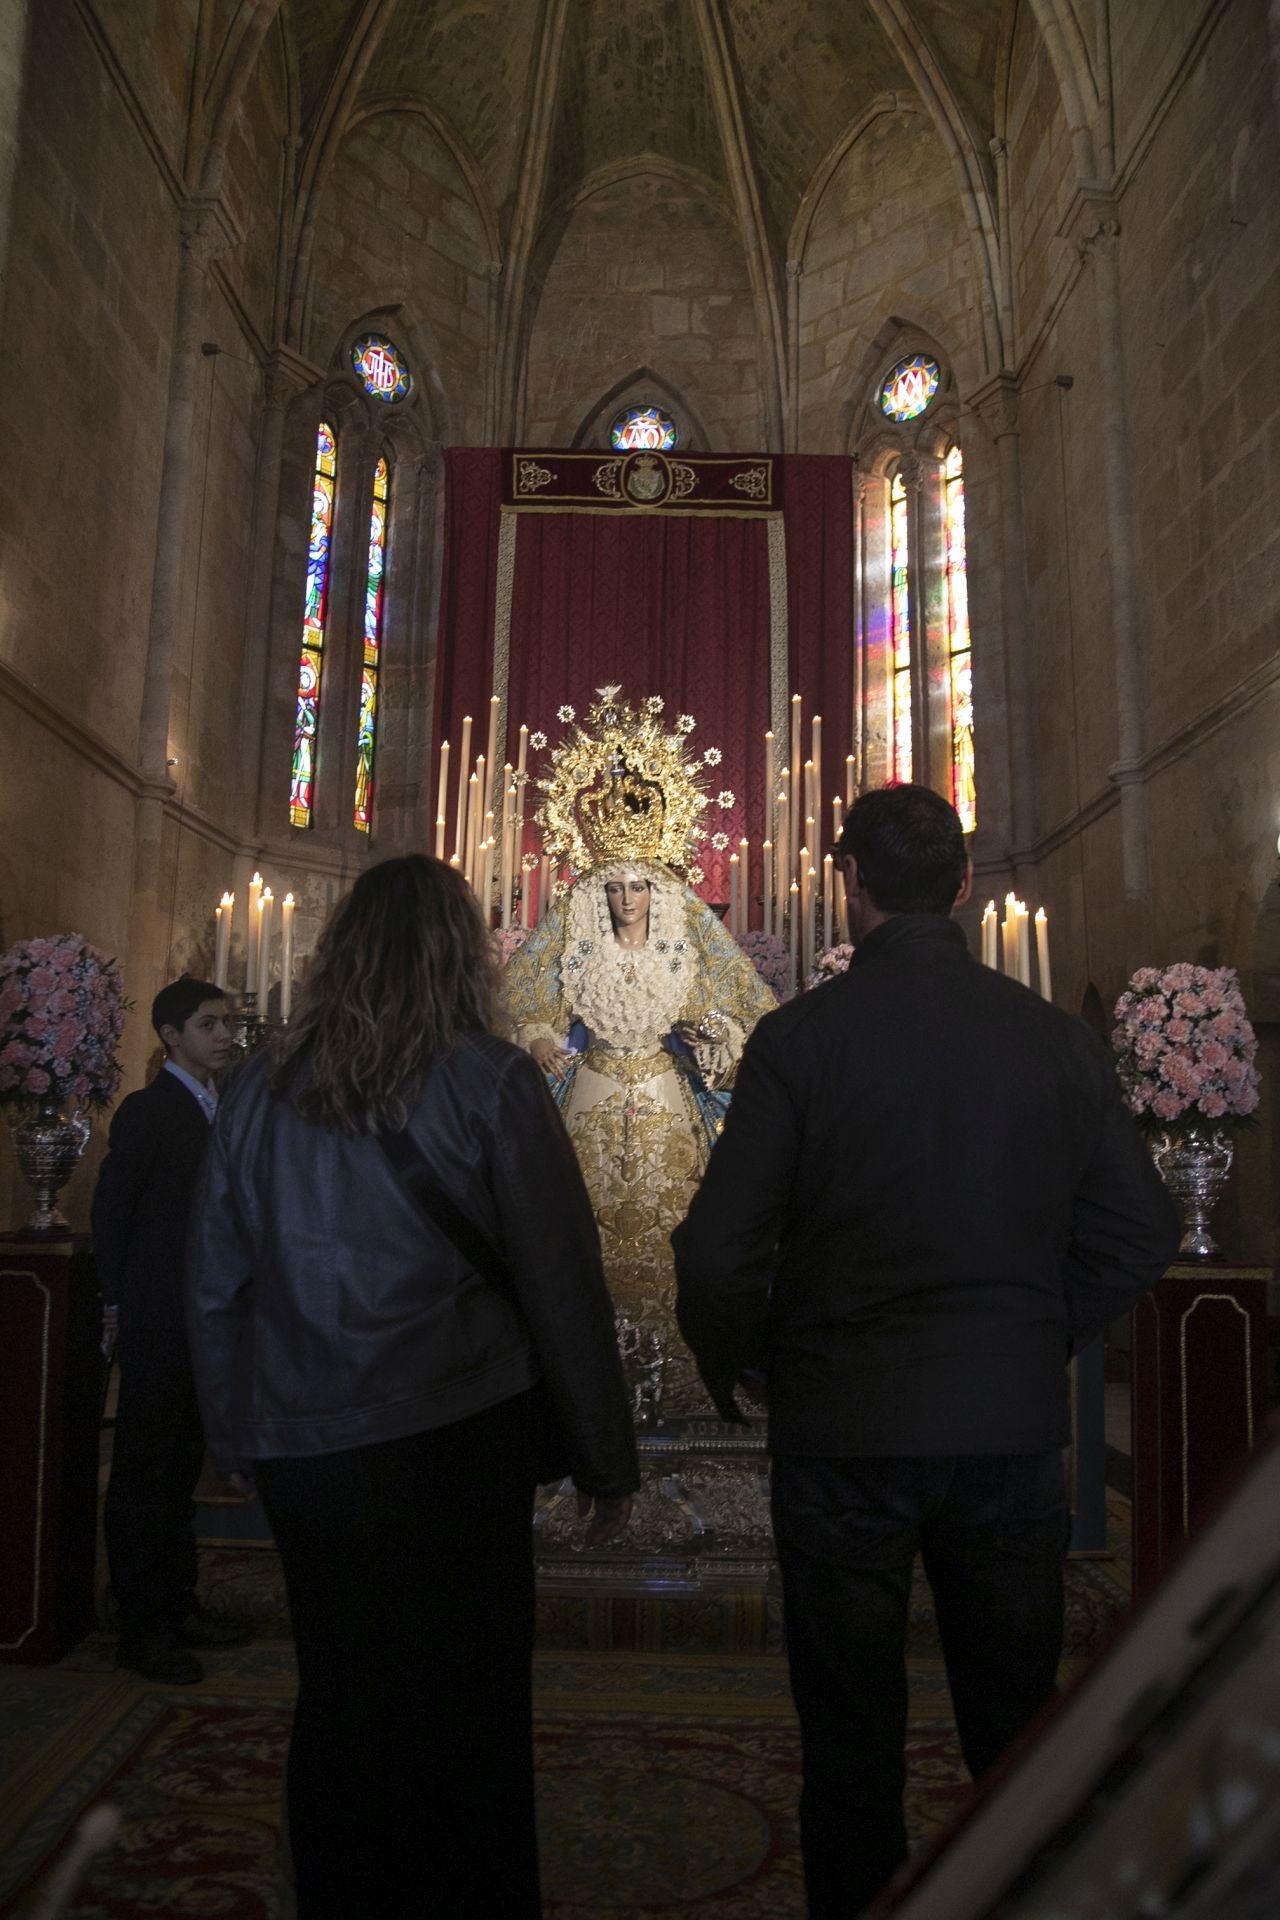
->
xmin=188 ymin=854 xmax=637 ymax=1920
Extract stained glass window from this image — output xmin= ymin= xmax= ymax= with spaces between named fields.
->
xmin=354 ymin=456 xmax=390 ymax=833
xmin=290 ymin=421 xmax=337 ymax=829
xmin=351 ymin=333 xmax=412 ymax=405
xmin=944 ymin=445 xmax=975 ymax=832
xmin=880 ymin=354 xmax=940 ymax=424
xmin=890 ymin=471 xmax=913 ymax=783
xmin=609 ymin=404 xmax=678 ymax=451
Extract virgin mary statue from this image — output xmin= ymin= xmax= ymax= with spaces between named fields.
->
xmin=501 ymin=691 xmax=777 ymax=1417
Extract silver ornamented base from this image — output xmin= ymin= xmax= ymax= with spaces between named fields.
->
xmin=11 ymin=1100 xmax=92 ymax=1233
xmin=1152 ymin=1126 xmax=1235 ymax=1259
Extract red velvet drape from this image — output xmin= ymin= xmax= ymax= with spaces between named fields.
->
xmin=504 ymin=510 xmax=772 ymax=900
xmin=433 ymin=449 xmax=854 ymax=904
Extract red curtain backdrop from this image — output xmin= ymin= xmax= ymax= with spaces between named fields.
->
xmin=504 ymin=510 xmax=772 ymax=901
xmin=433 ymin=449 xmax=853 ymax=903
xmin=431 ymin=449 xmax=504 ymax=757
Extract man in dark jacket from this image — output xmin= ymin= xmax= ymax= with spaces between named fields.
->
xmin=93 ymin=976 xmax=249 ymax=1682
xmin=673 ymin=784 xmax=1179 ymax=1918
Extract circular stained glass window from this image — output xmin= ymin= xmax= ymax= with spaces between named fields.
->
xmin=609 ymin=404 xmax=678 ymax=452
xmin=351 ymin=334 xmax=412 ymax=405
xmin=880 ymin=354 xmax=940 ymax=424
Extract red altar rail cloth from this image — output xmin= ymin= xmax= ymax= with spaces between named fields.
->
xmin=0 ymin=1234 xmax=101 ymax=1663
xmin=502 ymin=448 xmax=780 ymax=513
xmin=1130 ymin=1261 xmax=1271 ymax=1600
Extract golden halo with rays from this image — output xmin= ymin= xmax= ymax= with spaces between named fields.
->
xmin=533 ymin=686 xmax=733 ymax=876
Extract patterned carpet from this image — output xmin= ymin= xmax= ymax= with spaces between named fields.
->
xmin=0 ymin=1499 xmax=1130 ymax=1917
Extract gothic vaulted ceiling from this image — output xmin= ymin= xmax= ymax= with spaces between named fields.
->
xmin=284 ymin=0 xmax=1005 ymax=253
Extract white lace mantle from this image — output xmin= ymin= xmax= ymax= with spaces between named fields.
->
xmin=561 ymin=863 xmax=691 ymax=1049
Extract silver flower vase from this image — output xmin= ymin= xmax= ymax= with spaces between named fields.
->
xmin=11 ymin=1100 xmax=92 ymax=1233
xmin=1151 ymin=1127 xmax=1235 ymax=1259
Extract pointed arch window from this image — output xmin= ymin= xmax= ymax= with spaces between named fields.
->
xmin=354 ymin=454 xmax=390 ymax=832
xmin=889 ymin=470 xmax=913 ymax=783
xmin=290 ymin=421 xmax=337 ymax=829
xmin=944 ymin=445 xmax=975 ymax=831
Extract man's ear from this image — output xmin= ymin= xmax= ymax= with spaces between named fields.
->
xmin=954 ymin=857 xmax=974 ymax=910
xmin=157 ymin=1023 xmax=180 ymax=1054
xmin=839 ymin=853 xmax=862 ymax=897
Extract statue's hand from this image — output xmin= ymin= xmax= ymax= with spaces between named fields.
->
xmin=530 ymin=1036 xmax=570 ymax=1080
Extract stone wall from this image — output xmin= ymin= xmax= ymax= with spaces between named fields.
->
xmin=522 ymin=173 xmax=764 ymax=449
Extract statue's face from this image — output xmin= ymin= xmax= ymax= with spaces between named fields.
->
xmin=605 ymin=877 xmax=650 ymax=933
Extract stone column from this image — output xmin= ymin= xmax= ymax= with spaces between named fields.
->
xmin=971 ymin=371 xmax=1036 ymax=868
xmin=785 ymin=259 xmax=802 ymax=453
xmin=1077 ymin=202 xmax=1149 ymax=907
xmin=0 ymin=0 xmax=30 ymax=304
xmin=127 ymin=194 xmax=243 ymax=1009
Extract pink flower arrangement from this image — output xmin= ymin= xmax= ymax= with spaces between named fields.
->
xmin=806 ymin=943 xmax=856 ymax=991
xmin=490 ymin=925 xmax=532 ymax=967
xmin=1112 ymin=964 xmax=1261 ymax=1133
xmin=734 ymin=930 xmax=789 ymax=1002
xmin=0 ymin=935 xmax=127 ymax=1112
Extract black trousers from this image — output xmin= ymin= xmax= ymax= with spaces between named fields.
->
xmin=103 ymin=1345 xmax=206 ymax=1641
xmin=254 ymin=1390 xmax=544 ymax=1920
xmin=771 ymin=1451 xmax=1069 ymax=1920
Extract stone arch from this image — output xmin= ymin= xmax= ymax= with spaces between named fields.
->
xmin=570 ymin=368 xmax=712 ymax=452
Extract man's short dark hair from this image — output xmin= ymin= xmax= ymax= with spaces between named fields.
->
xmin=151 ymin=977 xmax=225 ymax=1043
xmin=836 ymin=784 xmax=968 ymax=915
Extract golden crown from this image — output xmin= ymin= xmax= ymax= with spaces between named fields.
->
xmin=534 ymin=688 xmax=730 ymax=877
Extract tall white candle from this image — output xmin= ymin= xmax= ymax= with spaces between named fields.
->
xmin=803 ymin=759 xmax=815 ymax=832
xmin=981 ymin=900 xmax=998 ymax=969
xmin=259 ymin=888 xmax=274 ymax=1003
xmin=481 ymin=831 xmax=494 ymax=919
xmin=835 ymin=865 xmax=847 ymax=943
xmin=1001 ymin=894 xmax=1017 ymax=976
xmin=1016 ymin=902 xmax=1031 ymax=987
xmin=214 ymin=892 xmax=233 ymax=989
xmin=499 ymin=769 xmax=515 ymax=927
xmin=832 ymin=795 xmax=842 ymax=844
xmin=789 ymin=695 xmax=802 ymax=882
xmin=762 ymin=841 xmax=773 ymax=939
xmin=823 ymin=854 xmax=833 ymax=948
xmin=435 ymin=740 xmax=450 ymax=856
xmin=806 ymin=867 xmax=817 ymax=979
xmin=776 ymin=783 xmax=790 ymax=922
xmin=521 ymin=857 xmax=533 ymax=929
xmin=789 ymin=880 xmax=800 ymax=995
xmin=465 ymin=773 xmax=479 ymax=892
xmin=845 ymin=753 xmax=855 ymax=809
xmin=484 ymin=695 xmax=500 ymax=813
xmin=454 ymin=716 xmax=472 ymax=861
xmin=764 ymin=731 xmax=775 ymax=840
xmin=729 ymin=853 xmax=740 ymax=937
xmin=471 ymin=758 xmax=488 ymax=888
xmin=789 ymin=695 xmax=802 ymax=833
xmin=246 ymin=873 xmax=263 ymax=994
xmin=1034 ymin=907 xmax=1053 ymax=1000
xmin=739 ymin=839 xmax=749 ymax=933
xmin=280 ymin=894 xmax=295 ymax=1021
xmin=811 ymin=715 xmax=822 ymax=831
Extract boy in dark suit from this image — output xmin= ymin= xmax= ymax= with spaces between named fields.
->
xmin=93 ymin=977 xmax=250 ymax=1681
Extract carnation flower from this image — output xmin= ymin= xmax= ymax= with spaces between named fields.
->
xmin=1111 ymin=963 xmax=1261 ymax=1134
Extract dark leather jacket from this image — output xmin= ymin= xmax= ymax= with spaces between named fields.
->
xmin=187 ymin=1032 xmax=639 ymax=1499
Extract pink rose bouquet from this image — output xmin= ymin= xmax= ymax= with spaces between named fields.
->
xmin=1111 ymin=963 xmax=1261 ymax=1133
xmin=735 ymin=929 xmax=789 ymax=1002
xmin=806 ymin=943 xmax=856 ymax=991
xmin=0 ymin=934 xmax=127 ymax=1112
